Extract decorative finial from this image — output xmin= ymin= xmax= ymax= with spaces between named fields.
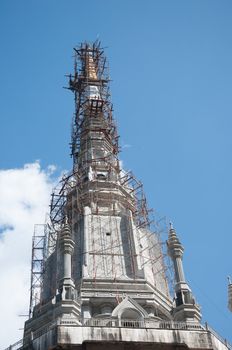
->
xmin=60 ymin=215 xmax=71 ymax=238
xmin=64 ymin=215 xmax=68 ymax=226
xmin=228 ymin=276 xmax=232 ymax=285
xmin=86 ymin=51 xmax=97 ymax=80
xmin=169 ymin=221 xmax=174 ymax=230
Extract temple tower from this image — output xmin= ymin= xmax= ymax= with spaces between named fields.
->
xmin=5 ymin=41 xmax=231 ymax=350
xmin=25 ymin=41 xmax=173 ymax=332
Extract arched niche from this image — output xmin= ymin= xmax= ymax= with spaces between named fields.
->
xmin=121 ymin=308 xmax=141 ymax=320
xmin=112 ymin=296 xmax=148 ymax=327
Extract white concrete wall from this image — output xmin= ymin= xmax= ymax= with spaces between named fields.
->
xmin=87 ymin=214 xmax=128 ymax=278
xmin=56 ymin=326 xmax=216 ymax=349
xmin=138 ymin=227 xmax=169 ymax=297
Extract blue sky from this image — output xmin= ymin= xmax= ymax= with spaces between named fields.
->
xmin=0 ymin=0 xmax=232 ymax=344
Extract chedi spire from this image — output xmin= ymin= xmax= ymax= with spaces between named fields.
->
xmin=6 ymin=41 xmax=230 ymax=350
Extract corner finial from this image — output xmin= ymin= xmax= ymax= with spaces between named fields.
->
xmin=60 ymin=215 xmax=71 ymax=238
xmin=228 ymin=276 xmax=232 ymax=285
xmin=64 ymin=215 xmax=68 ymax=226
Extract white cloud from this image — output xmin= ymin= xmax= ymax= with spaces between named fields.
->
xmin=121 ymin=143 xmax=132 ymax=149
xmin=0 ymin=162 xmax=57 ymax=349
